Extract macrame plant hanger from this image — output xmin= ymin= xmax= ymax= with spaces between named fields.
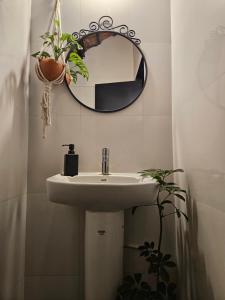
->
xmin=35 ymin=0 xmax=65 ymax=138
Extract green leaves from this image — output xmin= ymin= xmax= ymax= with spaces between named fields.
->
xmin=60 ymin=32 xmax=71 ymax=42
xmin=31 ymin=51 xmax=51 ymax=58
xmin=68 ymin=52 xmax=89 ymax=84
xmin=176 ymin=209 xmax=181 ymax=218
xmin=140 ymin=169 xmax=184 ymax=182
xmin=138 ymin=168 xmax=188 ymax=222
xmin=116 ymin=274 xmax=152 ymax=300
xmin=162 ymin=254 xmax=172 ymax=261
xmin=140 ymin=169 xmax=187 ymax=206
xmin=174 ymin=193 xmax=186 ymax=201
xmin=120 ymin=169 xmax=188 ymax=300
xmin=161 ymin=185 xmax=186 ymax=195
xmin=31 ymin=51 xmax=40 ymax=58
xmin=160 ymin=200 xmax=173 ymax=206
xmin=40 ymin=31 xmax=50 ymax=40
xmin=138 ymin=241 xmax=176 ymax=281
xmin=117 ymin=270 xmax=177 ymax=300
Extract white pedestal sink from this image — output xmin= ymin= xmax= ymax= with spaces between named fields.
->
xmin=46 ymin=173 xmax=158 ymax=300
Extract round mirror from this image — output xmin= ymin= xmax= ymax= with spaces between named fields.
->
xmin=66 ymin=31 xmax=147 ymax=112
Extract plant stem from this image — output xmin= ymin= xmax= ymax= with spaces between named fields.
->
xmin=156 ymin=190 xmax=163 ymax=289
xmin=158 ymin=205 xmax=163 ymax=252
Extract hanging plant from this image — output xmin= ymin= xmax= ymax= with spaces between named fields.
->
xmin=32 ymin=21 xmax=89 ymax=84
xmin=31 ymin=0 xmax=88 ymax=138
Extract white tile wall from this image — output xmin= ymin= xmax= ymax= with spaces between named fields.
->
xmin=143 ymin=116 xmax=173 ymax=168
xmin=142 ymin=43 xmax=172 ymax=116
xmin=25 ymin=194 xmax=83 ymax=276
xmin=27 ymin=0 xmax=172 ymax=299
xmin=28 ymin=115 xmax=82 ymax=193
xmin=129 ymin=0 xmax=171 ymax=43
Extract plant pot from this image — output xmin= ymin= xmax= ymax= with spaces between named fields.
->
xmin=39 ymin=58 xmax=64 ymax=81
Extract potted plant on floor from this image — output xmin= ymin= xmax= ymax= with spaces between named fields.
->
xmin=116 ymin=169 xmax=188 ymax=300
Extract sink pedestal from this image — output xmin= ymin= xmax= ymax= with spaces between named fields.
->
xmin=85 ymin=211 xmax=124 ymax=300
xmin=47 ymin=172 xmax=158 ymax=299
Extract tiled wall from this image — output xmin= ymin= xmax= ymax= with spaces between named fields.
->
xmin=171 ymin=0 xmax=225 ymax=299
xmin=0 ymin=1 xmax=31 ymax=299
xmin=26 ymin=0 xmax=172 ymax=299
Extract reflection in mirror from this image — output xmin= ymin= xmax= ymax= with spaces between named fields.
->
xmin=66 ymin=31 xmax=147 ymax=112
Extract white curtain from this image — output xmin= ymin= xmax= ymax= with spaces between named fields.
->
xmin=171 ymin=0 xmax=225 ymax=299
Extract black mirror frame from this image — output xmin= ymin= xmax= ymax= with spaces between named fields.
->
xmin=65 ymin=16 xmax=148 ymax=113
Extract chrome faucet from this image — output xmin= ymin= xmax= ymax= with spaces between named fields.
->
xmin=102 ymin=148 xmax=110 ymax=175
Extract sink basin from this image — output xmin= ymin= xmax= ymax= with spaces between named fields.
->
xmin=46 ymin=172 xmax=158 ymax=211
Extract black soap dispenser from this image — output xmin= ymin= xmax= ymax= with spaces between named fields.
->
xmin=62 ymin=144 xmax=79 ymax=176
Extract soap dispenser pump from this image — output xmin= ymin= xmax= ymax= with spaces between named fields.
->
xmin=62 ymin=144 xmax=79 ymax=176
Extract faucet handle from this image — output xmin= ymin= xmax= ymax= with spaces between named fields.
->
xmin=102 ymin=148 xmax=110 ymax=175
xmin=102 ymin=147 xmax=109 ymax=157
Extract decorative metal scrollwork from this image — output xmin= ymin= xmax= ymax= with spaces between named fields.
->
xmin=73 ymin=16 xmax=141 ymax=45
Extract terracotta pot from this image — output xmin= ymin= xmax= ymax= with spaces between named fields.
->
xmin=39 ymin=58 xmax=64 ymax=81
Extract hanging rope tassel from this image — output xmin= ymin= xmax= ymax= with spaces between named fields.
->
xmin=41 ymin=82 xmax=52 ymax=139
xmin=36 ymin=60 xmax=65 ymax=138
